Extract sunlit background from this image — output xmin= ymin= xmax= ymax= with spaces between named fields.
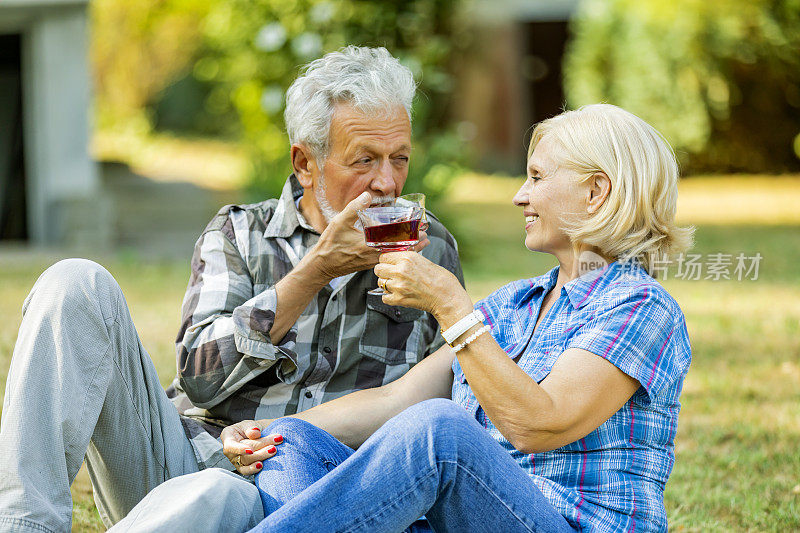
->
xmin=0 ymin=0 xmax=798 ymax=531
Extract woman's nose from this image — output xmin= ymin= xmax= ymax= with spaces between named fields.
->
xmin=513 ymin=182 xmax=530 ymax=206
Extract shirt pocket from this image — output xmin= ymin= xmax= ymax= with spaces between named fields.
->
xmin=359 ymin=294 xmax=425 ymax=365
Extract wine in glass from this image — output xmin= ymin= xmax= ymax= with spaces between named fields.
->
xmin=356 ymin=205 xmax=424 ymax=295
xmin=395 ymin=193 xmax=428 ymax=230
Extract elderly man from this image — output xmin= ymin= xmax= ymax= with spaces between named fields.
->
xmin=0 ymin=46 xmax=462 ymax=533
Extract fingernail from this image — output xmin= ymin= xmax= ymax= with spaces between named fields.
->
xmin=255 ymin=462 xmax=263 ymax=469
xmin=267 ymin=446 xmax=277 ymax=454
xmin=245 ymin=449 xmax=253 ymax=455
xmin=274 ymin=435 xmax=283 ymax=443
xmin=251 ymin=427 xmax=260 ymax=432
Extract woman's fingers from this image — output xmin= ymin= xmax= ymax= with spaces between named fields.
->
xmin=226 ymin=433 xmax=284 ymax=475
xmin=377 ymin=250 xmax=416 ymax=265
xmin=235 ymin=444 xmax=278 ymax=476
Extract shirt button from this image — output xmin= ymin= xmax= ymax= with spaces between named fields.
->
xmin=305 ymin=391 xmax=313 ymax=399
xmin=323 ymin=346 xmax=332 ymax=353
xmin=394 ymin=310 xmax=402 ymax=318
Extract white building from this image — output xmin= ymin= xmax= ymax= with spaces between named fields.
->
xmin=0 ymin=0 xmax=107 ymax=246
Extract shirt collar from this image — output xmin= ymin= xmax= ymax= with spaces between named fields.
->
xmin=562 ymin=261 xmax=632 ymax=310
xmin=263 ymin=174 xmax=317 ymax=239
xmin=516 ymin=266 xmax=560 ymax=306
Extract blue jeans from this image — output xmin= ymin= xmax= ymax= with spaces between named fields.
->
xmin=249 ymin=398 xmax=575 ymax=533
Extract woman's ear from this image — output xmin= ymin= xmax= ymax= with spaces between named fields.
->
xmin=587 ymin=172 xmax=611 ymax=214
xmin=291 ymin=144 xmax=317 ymax=188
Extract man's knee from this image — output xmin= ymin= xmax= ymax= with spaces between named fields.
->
xmin=25 ymin=258 xmax=121 ymax=316
xmin=193 ymin=469 xmax=256 ymax=499
xmin=111 ymin=469 xmax=262 ymax=532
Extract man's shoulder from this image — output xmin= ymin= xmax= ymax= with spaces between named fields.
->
xmin=203 ymin=199 xmax=280 ymax=237
xmin=422 ymin=210 xmax=459 ymax=254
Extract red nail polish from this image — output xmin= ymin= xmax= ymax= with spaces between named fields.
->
xmin=245 ymin=449 xmax=253 ymax=455
xmin=251 ymin=427 xmax=260 ymax=432
xmin=255 ymin=462 xmax=263 ymax=469
xmin=274 ymin=435 xmax=283 ymax=443
xmin=267 ymin=446 xmax=277 ymax=454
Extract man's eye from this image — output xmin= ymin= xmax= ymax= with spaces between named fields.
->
xmin=357 ymin=157 xmax=372 ymax=164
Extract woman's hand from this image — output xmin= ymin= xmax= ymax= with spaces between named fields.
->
xmin=374 ymin=251 xmax=473 ymax=325
xmin=220 ymin=419 xmax=283 ymax=476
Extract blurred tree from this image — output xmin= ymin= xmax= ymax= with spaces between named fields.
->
xmin=565 ymin=0 xmax=800 ymax=173
xmin=90 ymin=0 xmax=213 ymax=133
xmin=192 ymin=0 xmax=471 ymax=200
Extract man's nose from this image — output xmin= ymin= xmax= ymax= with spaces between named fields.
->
xmin=370 ymin=160 xmax=396 ymax=194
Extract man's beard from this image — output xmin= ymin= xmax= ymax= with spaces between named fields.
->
xmin=315 ymin=171 xmax=395 ymax=223
xmin=315 ymin=171 xmax=340 ymax=223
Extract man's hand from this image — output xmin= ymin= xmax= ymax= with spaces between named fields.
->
xmin=221 ymin=419 xmax=283 ymax=476
xmin=305 ymin=191 xmax=381 ymax=281
xmin=270 ymin=193 xmax=429 ymax=343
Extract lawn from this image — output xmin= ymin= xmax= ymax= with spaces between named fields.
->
xmin=1 ymin=174 xmax=799 ymax=531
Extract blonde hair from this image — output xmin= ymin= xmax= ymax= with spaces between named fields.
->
xmin=528 ymin=104 xmax=693 ymax=274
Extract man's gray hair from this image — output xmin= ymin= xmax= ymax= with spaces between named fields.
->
xmin=284 ymin=46 xmax=416 ymax=161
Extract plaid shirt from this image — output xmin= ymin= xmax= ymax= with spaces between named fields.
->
xmin=451 ymin=261 xmax=691 ymax=532
xmin=166 ymin=175 xmax=463 ymax=470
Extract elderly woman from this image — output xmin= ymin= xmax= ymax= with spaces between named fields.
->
xmin=122 ymin=104 xmax=692 ymax=532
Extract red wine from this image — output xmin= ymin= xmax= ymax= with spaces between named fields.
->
xmin=364 ymin=219 xmax=420 ymax=250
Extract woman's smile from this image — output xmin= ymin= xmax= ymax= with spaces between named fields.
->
xmin=524 ymin=213 xmax=539 ymax=230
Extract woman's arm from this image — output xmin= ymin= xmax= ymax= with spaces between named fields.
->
xmin=451 ymin=334 xmax=638 ymax=453
xmin=221 ymin=343 xmax=455 ymax=474
xmin=284 ymin=344 xmax=455 ymax=448
xmin=375 ymin=252 xmax=639 ymax=454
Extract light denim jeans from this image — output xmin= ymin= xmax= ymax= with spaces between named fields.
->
xmin=0 ymin=259 xmax=200 ymax=532
xmin=249 ymin=399 xmax=576 ymax=533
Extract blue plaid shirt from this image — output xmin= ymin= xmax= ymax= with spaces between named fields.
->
xmin=451 ymin=262 xmax=691 ymax=532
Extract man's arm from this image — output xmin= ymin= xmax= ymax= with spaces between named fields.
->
xmin=176 ymin=192 xmax=380 ymax=408
xmin=221 ymin=343 xmax=456 ymax=475
xmin=268 ymin=191 xmax=379 ymax=342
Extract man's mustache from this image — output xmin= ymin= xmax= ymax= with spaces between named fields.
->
xmin=370 ymin=195 xmax=396 ymax=207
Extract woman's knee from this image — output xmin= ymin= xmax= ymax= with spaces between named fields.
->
xmin=262 ymin=417 xmax=352 ymax=458
xmin=386 ymin=399 xmax=475 ymax=441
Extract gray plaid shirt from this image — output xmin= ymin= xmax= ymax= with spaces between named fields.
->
xmin=166 ymin=175 xmax=463 ymax=469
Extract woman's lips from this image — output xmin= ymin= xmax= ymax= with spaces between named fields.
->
xmin=525 ymin=214 xmax=539 ymax=229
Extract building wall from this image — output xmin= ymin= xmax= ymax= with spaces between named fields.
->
xmin=0 ymin=0 xmax=105 ymax=247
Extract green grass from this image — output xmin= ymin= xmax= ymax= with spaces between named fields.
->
xmin=1 ymin=175 xmax=799 ymax=531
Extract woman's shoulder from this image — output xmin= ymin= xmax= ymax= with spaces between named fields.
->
xmin=590 ymin=265 xmax=684 ymax=324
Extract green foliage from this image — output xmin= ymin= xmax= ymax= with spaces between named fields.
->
xmin=565 ymin=0 xmax=800 ymax=172
xmin=194 ymin=0 xmax=471 ymax=200
xmin=90 ymin=0 xmax=213 ymax=131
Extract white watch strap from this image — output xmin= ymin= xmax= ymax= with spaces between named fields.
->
xmin=442 ymin=309 xmax=485 ymax=345
xmin=451 ymin=324 xmax=491 ymax=354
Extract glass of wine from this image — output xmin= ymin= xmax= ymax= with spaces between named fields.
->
xmin=356 ymin=205 xmax=424 ymax=295
xmin=395 ymin=193 xmax=428 ymax=230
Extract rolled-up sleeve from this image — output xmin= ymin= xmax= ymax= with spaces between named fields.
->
xmin=566 ymin=287 xmax=678 ymax=403
xmin=176 ymin=211 xmax=297 ymax=408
